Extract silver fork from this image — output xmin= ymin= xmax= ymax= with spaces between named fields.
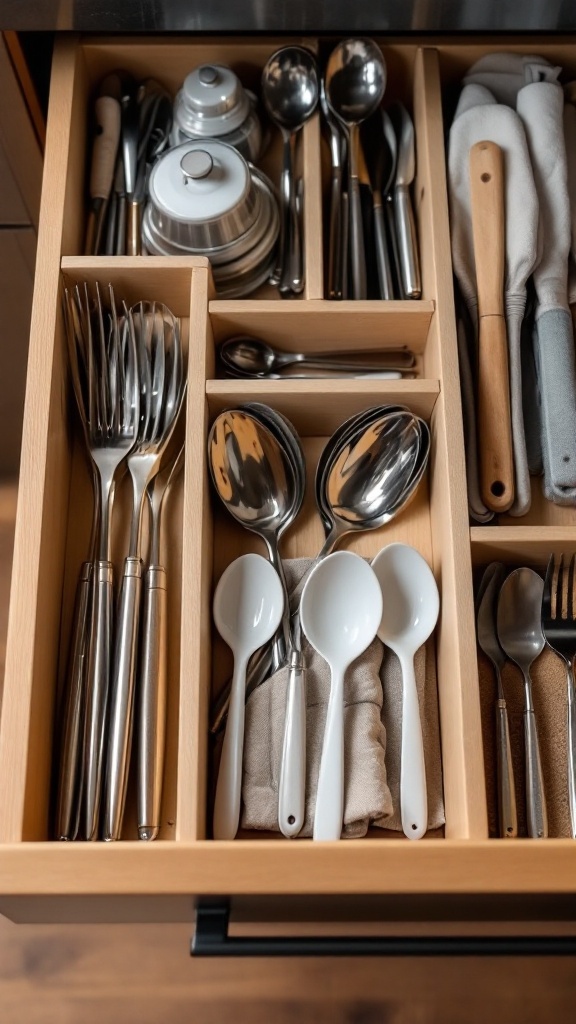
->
xmin=73 ymin=283 xmax=140 ymax=842
xmin=103 ymin=301 xmax=185 ymax=842
xmin=541 ymin=553 xmax=576 ymax=837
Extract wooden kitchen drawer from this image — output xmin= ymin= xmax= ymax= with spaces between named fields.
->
xmin=1 ymin=33 xmax=576 ymax=927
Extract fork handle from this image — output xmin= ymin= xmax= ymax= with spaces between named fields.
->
xmin=524 ymin=709 xmax=548 ymax=839
xmin=84 ymin=561 xmax=114 ymax=841
xmin=56 ymin=561 xmax=92 ymax=840
xmin=496 ymin=698 xmax=517 ymax=838
xmin=137 ymin=565 xmax=168 ymax=841
xmin=104 ymin=556 xmax=143 ymax=841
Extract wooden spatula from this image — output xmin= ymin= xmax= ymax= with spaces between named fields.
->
xmin=470 ymin=140 xmax=515 ymax=514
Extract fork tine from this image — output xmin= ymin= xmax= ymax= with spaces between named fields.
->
xmin=151 ymin=303 xmax=166 ymax=442
xmin=94 ymin=282 xmax=110 ymax=434
xmin=561 ymin=557 xmax=569 ymax=618
xmin=543 ymin=553 xmax=554 ymax=623
xmin=83 ymin=282 xmax=98 ymax=439
xmin=123 ymin=301 xmax=140 ymax=437
xmin=107 ymin=284 xmax=120 ymax=435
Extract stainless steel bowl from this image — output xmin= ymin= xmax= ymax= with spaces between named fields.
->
xmin=142 ymin=144 xmax=280 ymax=297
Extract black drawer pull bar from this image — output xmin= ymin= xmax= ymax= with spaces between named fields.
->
xmin=191 ymin=901 xmax=576 ymax=958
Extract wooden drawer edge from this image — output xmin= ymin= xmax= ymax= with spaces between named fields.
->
xmin=0 ymin=841 xmax=574 ymax=896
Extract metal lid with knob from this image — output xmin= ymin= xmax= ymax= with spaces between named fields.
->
xmin=174 ymin=63 xmax=252 ymax=137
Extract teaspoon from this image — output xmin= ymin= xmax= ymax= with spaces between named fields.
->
xmin=497 ymin=567 xmax=548 ymax=839
xmin=219 ymin=335 xmax=415 ymax=377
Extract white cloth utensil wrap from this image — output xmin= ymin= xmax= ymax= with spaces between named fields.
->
xmin=516 ymin=82 xmax=576 ymax=499
xmin=240 ymin=558 xmax=445 ymax=837
xmin=465 ymin=53 xmax=576 ymax=503
xmin=448 ymin=89 xmax=540 ymax=517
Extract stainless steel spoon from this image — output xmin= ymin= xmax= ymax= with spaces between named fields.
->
xmin=262 ymin=46 xmax=319 ymax=296
xmin=241 ymin=403 xmax=307 ymax=838
xmin=218 ymin=336 xmax=415 ymax=377
xmin=207 ymin=409 xmax=299 ymax=668
xmin=476 ymin=562 xmax=518 ymax=838
xmin=497 ymin=567 xmax=548 ymax=839
xmin=325 ymin=39 xmax=386 ymax=299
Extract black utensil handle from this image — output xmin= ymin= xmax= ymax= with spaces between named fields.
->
xmin=191 ymin=902 xmax=576 ymax=958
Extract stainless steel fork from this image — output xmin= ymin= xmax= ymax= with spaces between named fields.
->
xmin=78 ymin=283 xmax=140 ymax=841
xmin=541 ymin=553 xmax=576 ymax=837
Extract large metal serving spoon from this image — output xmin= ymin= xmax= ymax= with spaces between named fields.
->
xmin=208 ymin=409 xmax=298 ymax=668
xmin=219 ymin=336 xmax=415 ymax=377
xmin=262 ymin=46 xmax=319 ymax=296
xmin=497 ymin=567 xmax=548 ymax=839
xmin=325 ymin=38 xmax=386 ymax=299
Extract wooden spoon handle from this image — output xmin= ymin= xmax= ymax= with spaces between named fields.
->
xmin=469 ymin=140 xmax=514 ymax=514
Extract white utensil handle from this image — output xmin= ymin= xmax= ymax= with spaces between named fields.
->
xmin=399 ymin=652 xmax=427 ymax=840
xmin=278 ymin=649 xmax=306 ymax=838
xmin=313 ymin=665 xmax=344 ymax=841
xmin=213 ymin=656 xmax=248 ymax=840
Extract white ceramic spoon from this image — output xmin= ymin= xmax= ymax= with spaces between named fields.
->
xmin=371 ymin=543 xmax=440 ymax=840
xmin=213 ymin=553 xmax=284 ymax=840
xmin=300 ymin=550 xmax=383 ymax=841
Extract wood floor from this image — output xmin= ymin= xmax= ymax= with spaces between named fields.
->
xmin=1 ymin=480 xmax=576 ymax=1023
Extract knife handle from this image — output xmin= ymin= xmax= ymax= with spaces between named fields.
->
xmin=470 ymin=140 xmax=514 ymax=514
xmin=393 ymin=186 xmax=421 ymax=299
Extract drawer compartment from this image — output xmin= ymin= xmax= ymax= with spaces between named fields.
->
xmin=3 ymin=33 xmax=576 ymax=925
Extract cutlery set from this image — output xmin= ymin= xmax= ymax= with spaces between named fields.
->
xmin=208 ymin=402 xmax=439 ymax=840
xmin=82 ymin=40 xmax=422 ymax=301
xmin=321 ymin=40 xmax=421 ymax=301
xmin=477 ymin=555 xmax=576 ymax=839
xmin=58 ymin=282 xmax=185 ymax=841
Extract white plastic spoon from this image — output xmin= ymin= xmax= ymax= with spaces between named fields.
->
xmin=300 ymin=550 xmax=383 ymax=841
xmin=371 ymin=543 xmax=439 ymax=840
xmin=213 ymin=553 xmax=284 ymax=840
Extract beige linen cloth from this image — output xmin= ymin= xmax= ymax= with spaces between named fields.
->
xmin=240 ymin=558 xmax=445 ymax=838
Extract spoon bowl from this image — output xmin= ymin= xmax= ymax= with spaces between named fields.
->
xmin=371 ymin=543 xmax=439 ymax=840
xmin=300 ymin=550 xmax=383 ymax=840
xmin=213 ymin=553 xmax=284 ymax=839
xmin=319 ymin=410 xmax=422 ymax=556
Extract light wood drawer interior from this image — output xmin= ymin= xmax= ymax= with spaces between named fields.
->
xmin=2 ymin=33 xmax=576 ymax=920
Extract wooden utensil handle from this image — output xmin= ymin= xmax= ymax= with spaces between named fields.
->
xmin=470 ymin=140 xmax=514 ymax=513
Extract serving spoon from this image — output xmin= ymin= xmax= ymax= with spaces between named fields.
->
xmin=213 ymin=554 xmax=284 ymax=839
xmin=300 ymin=551 xmax=383 ymax=840
xmin=371 ymin=543 xmax=440 ymax=840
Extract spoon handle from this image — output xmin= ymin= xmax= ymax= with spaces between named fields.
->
xmin=524 ymin=706 xmax=548 ymax=839
xmin=328 ymin=165 xmax=343 ymax=299
xmin=314 ymin=664 xmax=345 ymax=841
xmin=495 ymin=695 xmax=518 ymax=838
xmin=278 ymin=131 xmax=295 ymax=296
xmin=278 ymin=642 xmax=306 ymax=838
xmin=348 ymin=124 xmax=367 ymax=300
xmin=287 ymin=132 xmax=304 ymax=294
xmin=213 ymin=655 xmax=249 ymax=840
xmin=399 ymin=652 xmax=427 ymax=840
